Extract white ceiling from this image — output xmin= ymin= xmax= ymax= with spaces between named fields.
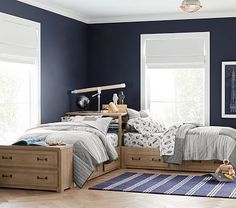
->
xmin=18 ymin=0 xmax=236 ymax=23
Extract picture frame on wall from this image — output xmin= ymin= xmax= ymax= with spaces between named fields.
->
xmin=222 ymin=61 xmax=236 ymax=118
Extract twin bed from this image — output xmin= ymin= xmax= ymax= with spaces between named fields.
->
xmin=17 ymin=112 xmax=236 ymax=188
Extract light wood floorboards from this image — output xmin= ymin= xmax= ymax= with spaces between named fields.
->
xmin=0 ymin=169 xmax=236 ymax=208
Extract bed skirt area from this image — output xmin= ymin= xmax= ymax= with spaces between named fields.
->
xmin=121 ymin=147 xmax=222 ymax=173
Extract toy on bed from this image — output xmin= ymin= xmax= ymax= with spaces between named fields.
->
xmin=215 ymin=159 xmax=236 ymax=180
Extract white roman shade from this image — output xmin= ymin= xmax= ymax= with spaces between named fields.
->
xmin=0 ymin=12 xmax=41 ymax=144
xmin=0 ymin=13 xmax=40 ymax=63
xmin=145 ymin=36 xmax=206 ymax=68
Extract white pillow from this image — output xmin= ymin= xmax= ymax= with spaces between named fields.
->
xmin=127 ymin=117 xmax=166 ymax=135
xmin=127 ymin=108 xmax=140 ymax=119
xmin=65 ymin=115 xmax=111 ymax=135
xmin=140 ymin=109 xmax=150 ymax=118
xmin=82 ymin=117 xmax=113 ymax=135
xmin=127 ymin=108 xmax=150 ymax=119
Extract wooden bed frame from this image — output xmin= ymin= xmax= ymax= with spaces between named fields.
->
xmin=121 ymin=146 xmax=222 ymax=173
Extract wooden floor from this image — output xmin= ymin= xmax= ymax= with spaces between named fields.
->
xmin=1 ymin=169 xmax=236 ymax=208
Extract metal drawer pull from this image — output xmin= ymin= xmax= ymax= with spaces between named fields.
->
xmin=37 ymin=176 xmax=48 ymax=180
xmin=152 ymin=158 xmax=161 ymax=162
xmin=2 ymin=174 xmax=12 ymax=178
xmin=37 ymin=157 xmax=48 ymax=161
xmin=2 ymin=156 xmax=12 ymax=160
xmin=131 ymin=157 xmax=141 ymax=161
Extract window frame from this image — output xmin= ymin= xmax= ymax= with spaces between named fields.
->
xmin=140 ymin=32 xmax=210 ymax=126
xmin=0 ymin=12 xmax=41 ymax=127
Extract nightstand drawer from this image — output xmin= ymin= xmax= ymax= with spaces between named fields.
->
xmin=0 ymin=168 xmax=58 ymax=189
xmin=0 ymin=150 xmax=58 ymax=168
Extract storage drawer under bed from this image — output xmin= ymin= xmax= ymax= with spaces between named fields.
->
xmin=121 ymin=147 xmax=169 ymax=169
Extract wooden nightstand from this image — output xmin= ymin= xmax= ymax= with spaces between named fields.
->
xmin=0 ymin=145 xmax=73 ymax=192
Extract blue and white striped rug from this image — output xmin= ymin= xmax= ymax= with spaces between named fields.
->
xmin=89 ymin=172 xmax=236 ymax=198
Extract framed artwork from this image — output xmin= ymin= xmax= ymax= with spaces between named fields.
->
xmin=222 ymin=61 xmax=236 ymax=118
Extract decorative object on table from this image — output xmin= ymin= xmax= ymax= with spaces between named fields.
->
xmin=118 ymin=91 xmax=125 ymax=104
xmin=180 ymin=0 xmax=202 ymax=13
xmin=107 ymin=102 xmax=118 ymax=113
xmin=90 ymin=172 xmax=236 ymax=198
xmin=112 ymin=93 xmax=118 ymax=105
xmin=76 ymin=95 xmax=90 ymax=110
xmin=222 ymin=61 xmax=236 ymax=118
xmin=71 ymin=83 xmax=126 ymax=111
xmin=102 ymin=104 xmax=127 ymax=113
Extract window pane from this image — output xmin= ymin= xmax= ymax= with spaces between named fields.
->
xmin=148 ymin=68 xmax=204 ymax=127
xmin=0 ymin=104 xmax=30 ymax=145
xmin=149 ymin=69 xmax=175 ymax=101
xmin=0 ymin=61 xmax=38 ymax=145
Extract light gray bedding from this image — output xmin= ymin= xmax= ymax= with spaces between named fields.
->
xmin=19 ymin=121 xmax=118 ymax=188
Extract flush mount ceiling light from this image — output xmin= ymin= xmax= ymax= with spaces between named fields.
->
xmin=180 ymin=0 xmax=202 ymax=13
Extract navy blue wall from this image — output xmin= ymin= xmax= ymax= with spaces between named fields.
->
xmin=1 ymin=0 xmax=235 ymax=127
xmin=88 ymin=18 xmax=236 ymax=127
xmin=0 ymin=0 xmax=88 ymax=123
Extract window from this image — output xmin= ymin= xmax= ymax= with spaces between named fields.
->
xmin=0 ymin=13 xmax=40 ymax=145
xmin=141 ymin=32 xmax=210 ymax=127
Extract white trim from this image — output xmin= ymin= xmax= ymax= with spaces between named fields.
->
xmin=205 ymin=32 xmax=210 ymax=125
xmin=37 ymin=23 xmax=41 ymax=124
xmin=141 ymin=32 xmax=210 ymax=126
xmin=140 ymin=35 xmax=146 ymax=111
xmin=17 ymin=0 xmax=236 ymax=24
xmin=17 ymin=0 xmax=90 ymax=23
xmin=222 ymin=61 xmax=236 ymax=118
xmin=89 ymin=11 xmax=236 ymax=24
